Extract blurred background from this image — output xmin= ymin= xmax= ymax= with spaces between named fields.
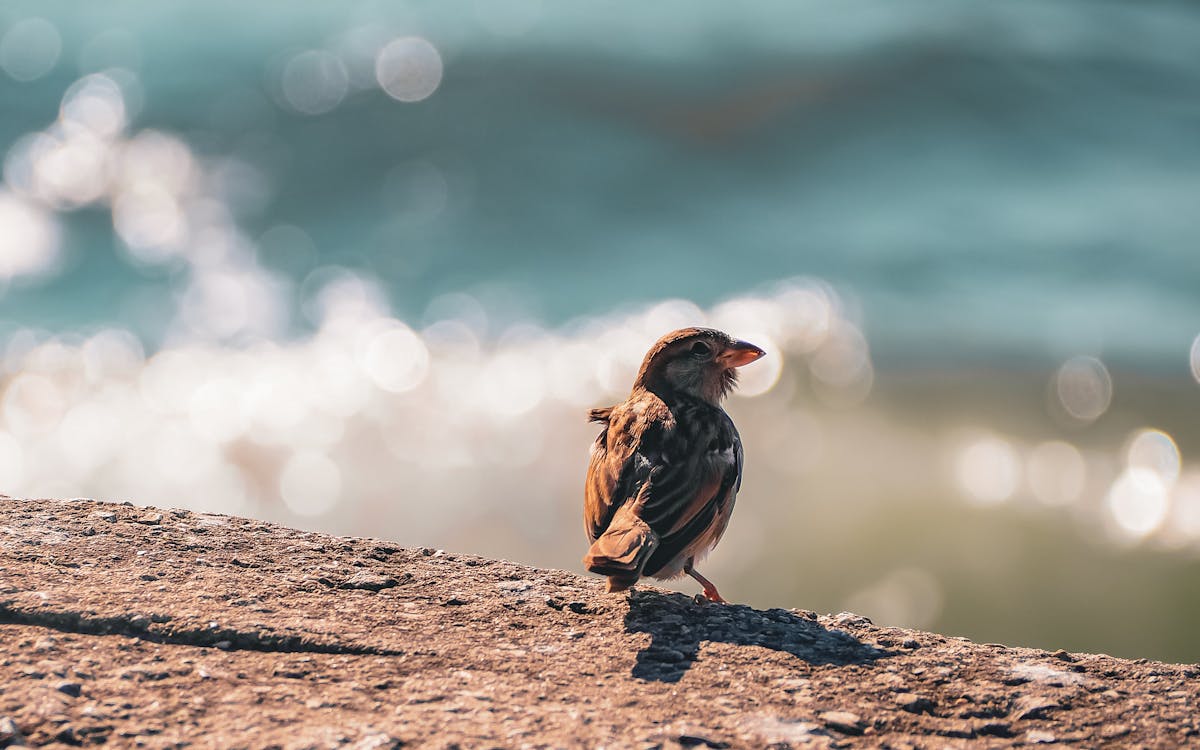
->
xmin=2 ymin=0 xmax=1200 ymax=662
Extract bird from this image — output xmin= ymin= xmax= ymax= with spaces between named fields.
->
xmin=583 ymin=327 xmax=765 ymax=603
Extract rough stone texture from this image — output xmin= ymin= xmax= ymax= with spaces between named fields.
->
xmin=1 ymin=496 xmax=1198 ymax=749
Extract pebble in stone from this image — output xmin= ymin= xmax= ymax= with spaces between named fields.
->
xmin=54 ymin=726 xmax=78 ymax=744
xmin=0 ymin=716 xmax=24 ymax=744
xmin=497 ymin=580 xmax=533 ymax=594
xmin=819 ymin=710 xmax=865 ymax=735
xmin=1027 ymin=729 xmax=1057 ymax=743
xmin=832 ymin=612 xmax=872 ymax=628
xmin=341 ymin=572 xmax=399 ymax=592
xmin=351 ymin=733 xmax=404 ymax=750
xmin=56 ymin=681 xmax=83 ymax=697
xmin=675 ymin=732 xmax=731 ymax=748
xmin=893 ymin=692 xmax=934 ymax=714
xmin=1013 ymin=695 xmax=1060 ymax=720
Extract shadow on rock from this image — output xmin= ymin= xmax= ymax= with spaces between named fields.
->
xmin=624 ymin=590 xmax=889 ymax=683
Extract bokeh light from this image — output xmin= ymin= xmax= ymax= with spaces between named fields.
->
xmin=1190 ymin=334 xmax=1200 ymax=385
xmin=807 ymin=322 xmax=873 ymax=406
xmin=61 ymin=73 xmax=128 ymax=138
xmin=955 ymin=434 xmax=1021 ymax=506
xmin=1126 ymin=428 xmax=1181 ymax=487
xmin=359 ymin=322 xmax=430 ymax=394
xmin=282 ymin=50 xmax=349 ymax=116
xmin=113 ymin=183 xmax=186 ymax=256
xmin=0 ymin=191 xmax=60 ymax=282
xmin=0 ymin=18 xmax=61 ymax=82
xmin=0 ymin=284 xmax=873 ymax=529
xmin=1054 ymin=356 xmax=1113 ymax=423
xmin=375 ymin=37 xmax=443 ymax=103
xmin=1106 ymin=468 xmax=1170 ymax=540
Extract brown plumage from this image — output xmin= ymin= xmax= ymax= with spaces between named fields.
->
xmin=583 ymin=327 xmax=765 ymax=603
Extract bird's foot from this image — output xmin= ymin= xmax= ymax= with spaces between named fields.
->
xmin=685 ymin=563 xmax=727 ymax=604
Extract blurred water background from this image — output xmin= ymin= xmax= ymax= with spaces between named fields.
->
xmin=2 ymin=1 xmax=1200 ymax=662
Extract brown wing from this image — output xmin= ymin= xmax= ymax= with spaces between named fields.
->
xmin=583 ymin=394 xmax=669 ymax=543
xmin=585 ymin=393 xmax=741 ymax=576
xmin=587 ymin=407 xmax=612 ymax=424
xmin=639 ymin=404 xmax=741 ymax=576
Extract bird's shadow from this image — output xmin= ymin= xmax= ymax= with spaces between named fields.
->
xmin=624 ymin=590 xmax=889 ymax=683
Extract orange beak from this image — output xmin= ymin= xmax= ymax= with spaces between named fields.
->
xmin=719 ymin=340 xmax=766 ymax=368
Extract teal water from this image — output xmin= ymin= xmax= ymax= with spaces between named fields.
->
xmin=3 ymin=0 xmax=1200 ymax=365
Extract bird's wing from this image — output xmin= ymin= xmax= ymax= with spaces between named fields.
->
xmin=640 ymin=412 xmax=742 ymax=576
xmin=588 ymin=396 xmax=741 ymax=575
xmin=587 ymin=407 xmax=612 ymax=424
xmin=583 ymin=396 xmax=667 ymax=543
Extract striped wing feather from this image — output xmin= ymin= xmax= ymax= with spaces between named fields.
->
xmin=584 ymin=394 xmax=741 ymax=578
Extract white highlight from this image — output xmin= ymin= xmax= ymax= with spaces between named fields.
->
xmin=375 ymin=37 xmax=443 ymax=103
xmin=0 ymin=191 xmax=60 ymax=281
xmin=0 ymin=282 xmax=880 ymax=536
xmin=1107 ymin=468 xmax=1169 ymax=539
xmin=956 ymin=434 xmax=1021 ymax=506
xmin=61 ymin=73 xmax=128 ymax=138
xmin=1054 ymin=356 xmax=1112 ymax=422
xmin=1126 ymin=428 xmax=1180 ymax=486
xmin=360 ymin=324 xmax=430 ymax=394
xmin=1191 ymin=334 xmax=1200 ymax=385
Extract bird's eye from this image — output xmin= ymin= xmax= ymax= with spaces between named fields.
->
xmin=689 ymin=341 xmax=712 ymax=358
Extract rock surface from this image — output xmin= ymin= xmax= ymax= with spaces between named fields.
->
xmin=1 ymin=496 xmax=1197 ymax=749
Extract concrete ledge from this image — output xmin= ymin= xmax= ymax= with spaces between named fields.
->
xmin=1 ymin=496 xmax=1197 ymax=748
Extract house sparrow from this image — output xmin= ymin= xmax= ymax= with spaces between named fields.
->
xmin=583 ymin=328 xmax=765 ymax=603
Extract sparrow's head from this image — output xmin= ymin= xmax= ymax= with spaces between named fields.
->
xmin=634 ymin=327 xmax=765 ymax=404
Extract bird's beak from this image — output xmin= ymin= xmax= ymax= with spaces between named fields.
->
xmin=719 ymin=340 xmax=766 ymax=368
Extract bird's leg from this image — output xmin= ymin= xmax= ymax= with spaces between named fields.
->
xmin=606 ymin=576 xmax=636 ymax=594
xmin=684 ymin=560 xmax=726 ymax=604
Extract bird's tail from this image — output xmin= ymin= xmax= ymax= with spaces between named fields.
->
xmin=583 ymin=512 xmax=659 ymax=593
